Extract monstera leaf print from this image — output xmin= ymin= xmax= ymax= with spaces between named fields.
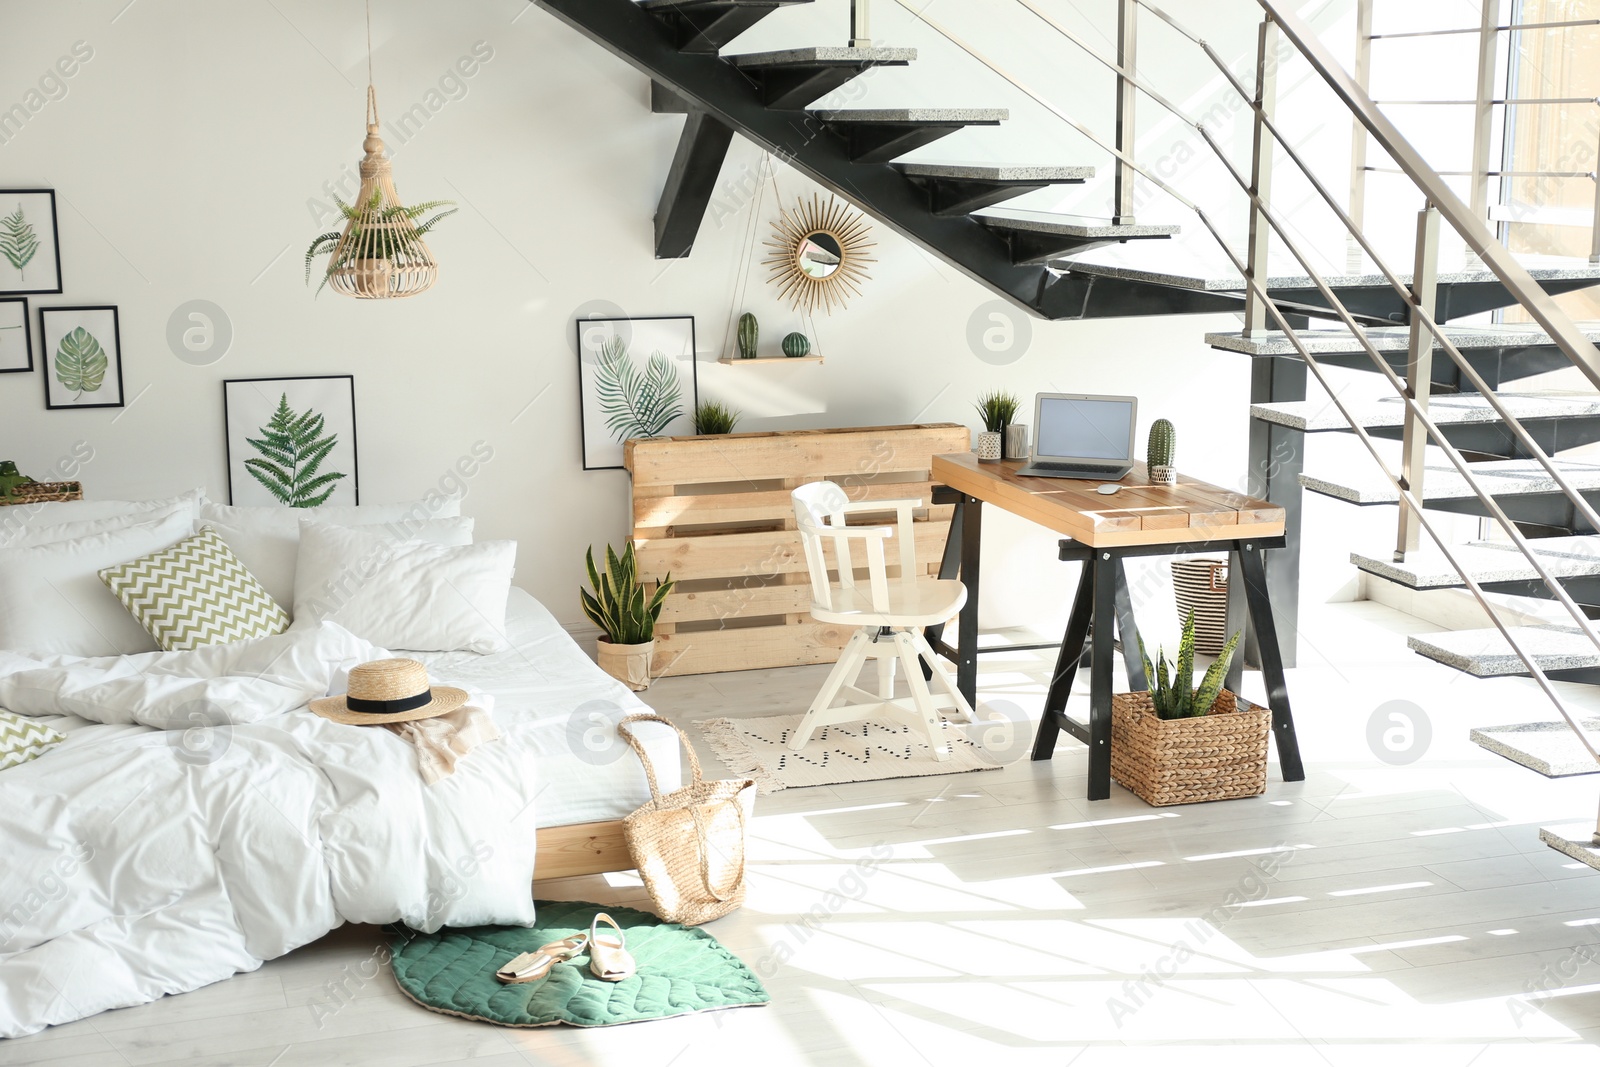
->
xmin=54 ymin=327 xmax=107 ymax=401
xmin=244 ymin=393 xmax=347 ymax=507
xmin=0 ymin=205 xmax=39 ymax=279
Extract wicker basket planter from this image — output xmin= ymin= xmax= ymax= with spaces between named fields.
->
xmin=1 ymin=482 xmax=83 ymax=506
xmin=1110 ymin=689 xmax=1269 ymax=806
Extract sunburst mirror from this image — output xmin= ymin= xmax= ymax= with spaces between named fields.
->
xmin=763 ymin=194 xmax=876 ymax=314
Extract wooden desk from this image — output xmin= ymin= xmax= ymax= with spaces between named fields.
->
xmin=928 ymin=454 xmax=1304 ymax=801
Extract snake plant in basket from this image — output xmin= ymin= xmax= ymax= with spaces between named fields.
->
xmin=580 ymin=542 xmax=675 ymax=691
xmin=1112 ymin=611 xmax=1269 ymax=806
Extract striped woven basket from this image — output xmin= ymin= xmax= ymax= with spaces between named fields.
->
xmin=1172 ymin=558 xmax=1228 ymax=654
xmin=1 ymin=482 xmax=83 ymax=506
xmin=1109 ymin=689 xmax=1269 ymax=806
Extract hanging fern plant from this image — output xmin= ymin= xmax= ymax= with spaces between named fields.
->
xmin=594 ymin=336 xmax=684 ymax=442
xmin=0 ymin=205 xmax=39 ymax=279
xmin=244 ymin=394 xmax=347 ymax=507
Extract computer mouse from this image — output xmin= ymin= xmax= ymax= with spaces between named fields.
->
xmin=1096 ymin=484 xmax=1121 ymax=495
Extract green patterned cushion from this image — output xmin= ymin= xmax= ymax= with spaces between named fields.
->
xmin=0 ymin=710 xmax=65 ymax=771
xmin=99 ymin=525 xmax=289 ymax=652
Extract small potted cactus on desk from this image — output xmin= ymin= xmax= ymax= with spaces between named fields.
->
xmin=1147 ymin=418 xmax=1177 ymax=485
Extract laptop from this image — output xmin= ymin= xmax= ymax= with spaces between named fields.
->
xmin=1015 ymin=393 xmax=1138 ymax=480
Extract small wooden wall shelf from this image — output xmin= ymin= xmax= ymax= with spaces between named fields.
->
xmin=717 ymin=355 xmax=824 ymax=365
xmin=624 ymin=424 xmax=969 ymax=676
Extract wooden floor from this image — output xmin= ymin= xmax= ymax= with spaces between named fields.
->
xmin=8 ymin=598 xmax=1600 ymax=1065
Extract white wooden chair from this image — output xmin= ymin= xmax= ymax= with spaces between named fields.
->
xmin=789 ymin=481 xmax=977 ymax=760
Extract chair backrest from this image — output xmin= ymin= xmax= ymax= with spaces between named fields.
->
xmin=791 ymin=480 xmax=918 ymax=615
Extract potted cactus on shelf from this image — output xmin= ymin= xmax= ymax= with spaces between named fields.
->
xmin=973 ymin=390 xmax=1020 ymax=462
xmin=1109 ymin=611 xmax=1268 ymax=806
xmin=781 ymin=331 xmax=811 ymax=358
xmin=580 ymin=542 xmax=675 ymax=691
xmin=737 ymin=312 xmax=759 ymax=360
xmin=1147 ymin=418 xmax=1177 ymax=485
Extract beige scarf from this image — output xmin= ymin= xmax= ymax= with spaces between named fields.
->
xmin=384 ymin=705 xmax=500 ymax=784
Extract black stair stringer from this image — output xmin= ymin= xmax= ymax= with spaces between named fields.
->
xmin=533 ymin=0 xmax=1051 ymax=316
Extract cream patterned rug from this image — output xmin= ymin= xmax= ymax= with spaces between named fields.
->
xmin=693 ymin=714 xmax=1012 ymax=793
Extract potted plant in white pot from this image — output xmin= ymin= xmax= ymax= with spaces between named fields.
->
xmin=580 ymin=541 xmax=674 ymax=691
xmin=974 ymin=390 xmax=1019 ymax=462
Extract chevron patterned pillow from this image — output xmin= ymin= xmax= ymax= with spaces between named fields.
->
xmin=99 ymin=525 xmax=290 ymax=652
xmin=0 ymin=710 xmax=65 ymax=772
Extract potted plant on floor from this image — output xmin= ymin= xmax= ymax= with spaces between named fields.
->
xmin=581 ymin=542 xmax=674 ymax=691
xmin=974 ymin=390 xmax=1020 ymax=462
xmin=1110 ymin=612 xmax=1269 ymax=805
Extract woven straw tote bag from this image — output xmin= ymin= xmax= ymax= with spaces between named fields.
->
xmin=617 ymin=713 xmax=756 ymax=926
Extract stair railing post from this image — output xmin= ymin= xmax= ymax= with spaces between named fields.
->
xmin=1591 ymin=122 xmax=1600 ymax=263
xmin=1243 ymin=15 xmax=1278 ymax=336
xmin=1112 ymin=0 xmax=1137 ymax=224
xmin=1396 ymin=201 xmax=1441 ymax=562
xmin=1467 ymin=0 xmax=1502 ymax=269
xmin=850 ymin=0 xmax=872 ymax=48
xmin=1346 ymin=0 xmax=1371 ymax=274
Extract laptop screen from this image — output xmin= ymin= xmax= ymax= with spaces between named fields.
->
xmin=1036 ymin=396 xmax=1135 ymax=462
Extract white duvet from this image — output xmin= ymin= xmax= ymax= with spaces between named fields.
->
xmin=0 ymin=605 xmax=661 ymax=1038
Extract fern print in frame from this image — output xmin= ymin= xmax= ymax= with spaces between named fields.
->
xmin=243 ymin=394 xmax=348 ymax=507
xmin=576 ymin=315 xmax=698 ymax=470
xmin=40 ymin=306 xmax=123 ymax=409
xmin=224 ymin=375 xmax=359 ymax=506
xmin=0 ymin=190 xmax=62 ymax=295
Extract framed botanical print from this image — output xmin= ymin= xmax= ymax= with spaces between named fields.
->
xmin=223 ymin=375 xmax=359 ymax=507
xmin=0 ymin=298 xmax=30 ymax=372
xmin=0 ymin=190 xmax=63 ymax=295
xmin=41 ymin=305 xmax=123 ymax=409
xmin=576 ymin=315 xmax=697 ymax=471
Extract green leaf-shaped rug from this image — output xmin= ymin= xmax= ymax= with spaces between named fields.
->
xmin=389 ymin=900 xmax=769 ymax=1028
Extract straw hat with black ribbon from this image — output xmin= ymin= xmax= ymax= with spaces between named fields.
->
xmin=310 ymin=658 xmax=468 ymax=725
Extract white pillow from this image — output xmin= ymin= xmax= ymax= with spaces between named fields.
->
xmin=201 ymin=500 xmax=470 ymax=611
xmin=0 ymin=509 xmax=198 ymax=656
xmin=291 ymin=522 xmax=515 ymax=653
xmin=0 ymin=502 xmax=193 ymax=550
xmin=0 ymin=489 xmax=205 ymax=529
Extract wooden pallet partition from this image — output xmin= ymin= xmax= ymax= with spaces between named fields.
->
xmin=624 ymin=424 xmax=969 ymax=676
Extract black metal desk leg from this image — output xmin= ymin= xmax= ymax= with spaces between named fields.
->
xmin=1223 ymin=548 xmax=1246 ymax=697
xmin=1088 ymin=552 xmax=1117 ymax=800
xmin=1237 ymin=545 xmax=1306 ymax=782
xmin=922 ymin=500 xmax=964 ymax=681
xmin=1031 ymin=560 xmax=1095 ymax=761
xmin=956 ymin=496 xmax=983 ymax=709
xmin=1112 ymin=558 xmax=1147 ymax=691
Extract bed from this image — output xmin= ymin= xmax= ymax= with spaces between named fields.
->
xmin=0 ymin=498 xmax=682 ymax=1039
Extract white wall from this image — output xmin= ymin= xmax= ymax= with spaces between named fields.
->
xmin=0 ymin=0 xmax=1366 ymax=640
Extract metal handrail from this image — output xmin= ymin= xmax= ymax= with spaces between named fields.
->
xmin=1370 ymin=18 xmax=1600 ymax=39
xmin=887 ymin=0 xmax=1600 ymax=768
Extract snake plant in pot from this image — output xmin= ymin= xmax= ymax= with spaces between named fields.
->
xmin=581 ymin=542 xmax=675 ymax=691
xmin=1109 ymin=611 xmax=1269 ymax=806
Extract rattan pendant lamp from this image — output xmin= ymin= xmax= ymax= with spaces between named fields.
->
xmin=321 ymin=1 xmax=445 ymax=299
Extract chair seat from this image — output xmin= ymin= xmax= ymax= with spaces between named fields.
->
xmin=808 ymin=577 xmax=967 ymax=628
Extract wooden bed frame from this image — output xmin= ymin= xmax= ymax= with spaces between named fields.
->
xmin=534 ymin=819 xmax=634 ymax=880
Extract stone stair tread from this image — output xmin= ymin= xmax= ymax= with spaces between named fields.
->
xmin=1064 ymin=243 xmax=1600 ymax=293
xmin=1471 ymin=722 xmax=1600 ymax=777
xmin=810 ymin=107 xmax=1009 ymax=122
xmin=896 ymin=162 xmax=1095 ymax=181
xmin=1540 ymin=825 xmax=1600 ymax=867
xmin=1352 ymin=535 xmax=1600 ymax=589
xmin=1407 ymin=624 xmax=1600 ymax=676
xmin=976 ymin=207 xmax=1179 ymax=238
xmin=1211 ymin=323 xmax=1600 ymax=358
xmin=1253 ymin=393 xmax=1600 ymax=431
xmin=729 ymin=46 xmax=916 ymax=66
xmin=1301 ymin=458 xmax=1600 ymax=504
